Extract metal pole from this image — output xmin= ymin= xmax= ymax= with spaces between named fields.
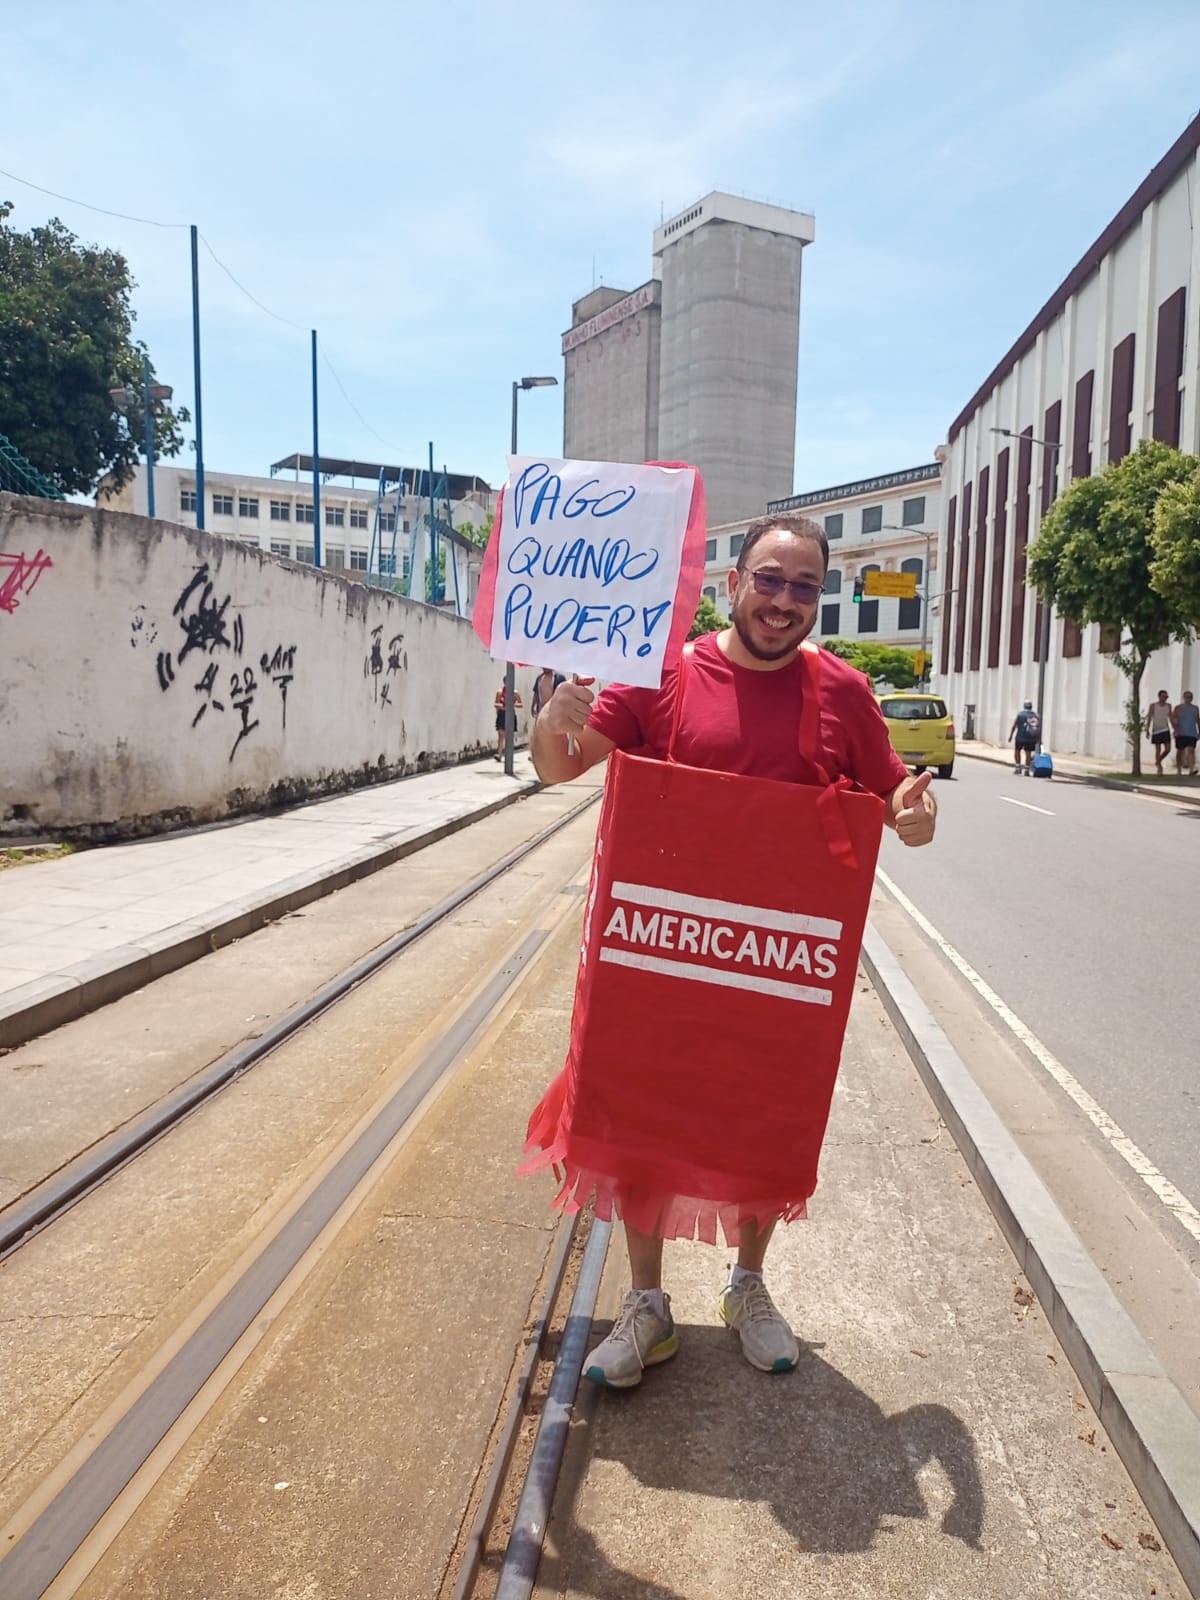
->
xmin=190 ymin=225 xmax=205 ymax=530
xmin=142 ymin=352 xmax=156 ymax=519
xmin=428 ymin=439 xmax=437 ymax=604
xmin=311 ymin=330 xmax=322 ymax=568
xmin=919 ymin=527 xmax=930 ymax=672
xmin=504 ymin=384 xmax=519 ymax=776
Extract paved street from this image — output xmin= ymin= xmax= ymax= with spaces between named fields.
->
xmin=878 ymin=757 xmax=1200 ymax=1235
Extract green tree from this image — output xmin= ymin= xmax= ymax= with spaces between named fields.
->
xmin=1028 ymin=440 xmax=1197 ymax=774
xmin=0 ymin=202 xmax=187 ymax=497
xmin=456 ymin=509 xmax=495 ymax=549
xmin=1151 ymin=463 xmax=1200 ymax=628
xmin=688 ymin=593 xmax=727 ymax=638
xmin=819 ymin=638 xmax=919 ymax=688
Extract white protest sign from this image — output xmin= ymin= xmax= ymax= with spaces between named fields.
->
xmin=481 ymin=455 xmax=699 ymax=689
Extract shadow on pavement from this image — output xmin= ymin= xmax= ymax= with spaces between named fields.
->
xmin=546 ymin=1327 xmax=985 ymax=1598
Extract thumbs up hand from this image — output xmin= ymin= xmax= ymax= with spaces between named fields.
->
xmin=892 ymin=769 xmax=937 ymax=847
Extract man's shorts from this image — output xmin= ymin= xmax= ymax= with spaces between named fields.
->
xmin=1177 ymin=735 xmax=1198 ymax=750
xmin=1152 ymin=730 xmax=1172 ymax=746
xmin=1015 ymin=739 xmax=1036 ymax=753
xmin=495 ymin=710 xmax=506 ymax=732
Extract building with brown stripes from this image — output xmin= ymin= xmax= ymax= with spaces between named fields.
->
xmin=936 ymin=111 xmax=1200 ymax=761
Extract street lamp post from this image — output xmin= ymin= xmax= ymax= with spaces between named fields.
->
xmin=505 ymin=375 xmax=558 ymax=775
xmin=990 ymin=427 xmax=1062 ymax=750
xmin=109 ymin=357 xmax=173 ymax=519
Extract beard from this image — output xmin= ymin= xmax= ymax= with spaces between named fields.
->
xmin=730 ymin=592 xmax=816 ymax=662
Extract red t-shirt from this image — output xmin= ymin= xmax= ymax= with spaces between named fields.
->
xmin=589 ymin=632 xmax=907 ymax=797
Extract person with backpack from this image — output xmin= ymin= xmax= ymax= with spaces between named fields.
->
xmin=1008 ymin=701 xmax=1040 ymax=774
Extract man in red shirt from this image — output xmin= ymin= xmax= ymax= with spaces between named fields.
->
xmin=530 ymin=513 xmax=937 ymax=1387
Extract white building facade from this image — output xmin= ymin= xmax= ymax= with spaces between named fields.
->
xmin=937 ymin=113 xmax=1200 ymax=759
xmin=700 ymin=462 xmax=942 ymax=654
xmin=102 ymin=460 xmax=495 ymax=617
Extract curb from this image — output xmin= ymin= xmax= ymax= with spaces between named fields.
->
xmin=861 ymin=923 xmax=1200 ymax=1597
xmin=0 ymin=779 xmax=540 ymax=1050
xmin=957 ymin=747 xmax=1200 ymax=808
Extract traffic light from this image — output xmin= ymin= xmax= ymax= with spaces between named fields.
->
xmin=852 ymin=575 xmax=864 ymax=604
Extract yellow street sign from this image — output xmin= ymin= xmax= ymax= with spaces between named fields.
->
xmin=863 ymin=570 xmax=918 ymax=598
xmin=914 ymin=650 xmax=927 ymax=679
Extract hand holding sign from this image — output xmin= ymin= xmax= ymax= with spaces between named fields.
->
xmin=473 ymin=456 xmax=707 ymax=691
xmin=540 ymin=676 xmax=596 ymax=741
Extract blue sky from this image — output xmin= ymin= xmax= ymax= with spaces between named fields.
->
xmin=4 ymin=1 xmax=1199 ymax=498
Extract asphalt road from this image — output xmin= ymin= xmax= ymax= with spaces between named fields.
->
xmin=877 ymin=757 xmax=1200 ymax=1228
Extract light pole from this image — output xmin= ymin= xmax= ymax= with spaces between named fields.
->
xmin=881 ymin=522 xmax=933 ymax=673
xmin=505 ymin=375 xmax=558 ymax=775
xmin=990 ymin=427 xmax=1062 ymax=749
xmin=110 ymin=357 xmax=173 ymax=519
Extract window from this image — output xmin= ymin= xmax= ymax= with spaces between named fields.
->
xmin=858 ymin=564 xmax=880 ymax=633
xmin=820 ymin=602 xmax=840 ymax=635
xmin=823 ymin=569 xmax=842 ymax=596
xmin=703 ymin=586 xmax=717 ymax=602
xmin=861 ymin=505 xmax=882 ymax=535
xmin=899 ymin=558 xmax=923 ymax=631
xmin=180 ymin=488 xmax=197 ymax=513
xmin=296 ymin=502 xmax=315 ymax=524
xmin=379 ymin=553 xmax=396 ymax=576
xmin=295 ymin=543 xmax=315 ymax=564
xmin=270 ymin=500 xmax=291 ymax=522
xmin=350 ymin=506 xmax=368 ymax=530
xmin=824 ymin=513 xmax=843 ymax=540
xmin=902 ymin=496 xmax=925 ymax=526
xmin=350 ymin=549 xmax=368 ymax=571
xmin=402 ymin=518 xmax=411 ymax=534
xmin=212 ymin=493 xmax=233 ymax=516
xmin=729 ymin=532 xmax=745 ymax=558
xmin=879 ymin=697 xmax=947 ymax=720
xmin=379 ymin=511 xmax=396 ymax=533
xmin=238 ymin=496 xmax=259 ymax=519
xmin=324 ymin=547 xmax=345 ymax=569
xmin=325 ymin=505 xmax=345 ymax=527
xmin=705 ymin=538 xmax=717 ymax=562
xmin=270 ymin=541 xmax=291 ymax=558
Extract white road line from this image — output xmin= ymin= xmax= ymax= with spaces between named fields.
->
xmin=999 ymin=795 xmax=1055 ymax=816
xmin=875 ymin=866 xmax=1200 ymax=1246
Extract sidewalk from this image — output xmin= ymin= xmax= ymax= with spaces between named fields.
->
xmin=535 ymin=938 xmax=1199 ymax=1599
xmin=0 ymin=755 xmax=539 ymax=1048
xmin=958 ymin=737 xmax=1200 ymax=806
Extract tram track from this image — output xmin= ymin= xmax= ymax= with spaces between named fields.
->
xmin=0 ymin=782 xmax=614 ymax=1599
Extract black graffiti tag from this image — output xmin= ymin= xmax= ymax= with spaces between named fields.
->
xmin=229 ymin=666 xmax=260 ymax=761
xmin=260 ymin=643 xmax=298 ymax=730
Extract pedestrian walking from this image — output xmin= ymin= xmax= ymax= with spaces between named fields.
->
xmin=1007 ymin=701 xmax=1040 ymax=773
xmin=493 ymin=679 xmax=523 ymax=760
xmin=1146 ymin=690 xmax=1174 ymax=774
xmin=1173 ymin=689 xmax=1199 ymax=776
xmin=528 ymin=513 xmax=937 ymax=1388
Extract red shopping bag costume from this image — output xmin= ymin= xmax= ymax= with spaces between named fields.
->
xmin=522 ymin=638 xmax=891 ymax=1245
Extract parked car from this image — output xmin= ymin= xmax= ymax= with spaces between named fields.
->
xmin=876 ymin=692 xmax=955 ymax=778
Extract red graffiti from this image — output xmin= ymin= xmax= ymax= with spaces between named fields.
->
xmin=0 ymin=549 xmax=53 ymax=614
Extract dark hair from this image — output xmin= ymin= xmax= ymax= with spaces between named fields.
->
xmin=736 ymin=513 xmax=829 ymax=574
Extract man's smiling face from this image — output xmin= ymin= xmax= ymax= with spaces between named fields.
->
xmin=728 ymin=529 xmax=827 ymax=664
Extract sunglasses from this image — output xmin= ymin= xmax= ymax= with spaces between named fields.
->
xmin=745 ymin=569 xmax=825 ymax=605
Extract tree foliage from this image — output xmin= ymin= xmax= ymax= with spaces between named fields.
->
xmin=0 ymin=202 xmax=188 ymax=497
xmin=1028 ymin=440 xmax=1197 ymax=772
xmin=688 ymin=593 xmax=727 ymax=639
xmin=1151 ymin=465 xmax=1200 ymax=628
xmin=820 ymin=637 xmax=920 ymax=688
xmin=456 ymin=509 xmax=495 ymax=549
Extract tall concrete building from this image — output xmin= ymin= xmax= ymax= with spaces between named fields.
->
xmin=562 ymin=193 xmax=814 ymax=527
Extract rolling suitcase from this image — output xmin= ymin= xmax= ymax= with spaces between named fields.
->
xmin=1031 ymin=751 xmax=1053 ymax=779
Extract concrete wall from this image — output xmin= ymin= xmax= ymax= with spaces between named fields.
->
xmin=562 ymin=283 xmax=660 ymax=466
xmin=657 ymin=221 xmax=804 ymax=526
xmin=0 ymin=495 xmax=522 ymax=838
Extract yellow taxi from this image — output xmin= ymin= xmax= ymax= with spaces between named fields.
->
xmin=876 ymin=692 xmax=955 ymax=778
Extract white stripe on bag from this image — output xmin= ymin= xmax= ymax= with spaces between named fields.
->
xmin=610 ymin=881 xmax=843 ymax=941
xmin=599 ymin=947 xmax=834 ymax=1006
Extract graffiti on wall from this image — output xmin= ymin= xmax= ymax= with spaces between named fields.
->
xmin=364 ymin=626 xmax=406 ymax=708
xmin=0 ymin=548 xmax=52 ymax=614
xmin=152 ymin=562 xmax=298 ymax=763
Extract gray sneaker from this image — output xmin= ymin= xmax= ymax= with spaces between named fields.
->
xmin=583 ymin=1290 xmax=680 ymax=1388
xmin=718 ymin=1277 xmax=799 ymax=1373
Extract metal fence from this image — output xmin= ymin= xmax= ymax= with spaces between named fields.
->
xmin=0 ymin=433 xmax=65 ymax=499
